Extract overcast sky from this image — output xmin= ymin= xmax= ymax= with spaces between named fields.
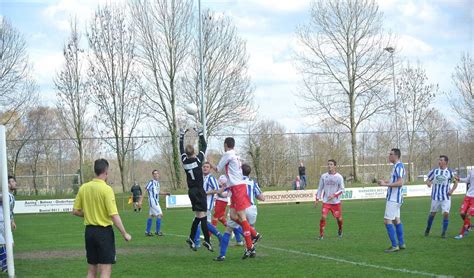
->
xmin=1 ymin=0 xmax=473 ymax=132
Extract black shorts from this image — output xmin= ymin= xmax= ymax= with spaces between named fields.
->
xmin=132 ymin=196 xmax=140 ymax=203
xmin=85 ymin=225 xmax=116 ymax=265
xmin=188 ymin=187 xmax=207 ymax=212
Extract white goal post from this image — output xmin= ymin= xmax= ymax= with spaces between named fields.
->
xmin=0 ymin=125 xmax=15 ymax=277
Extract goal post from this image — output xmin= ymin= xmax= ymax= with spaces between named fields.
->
xmin=0 ymin=125 xmax=15 ymax=277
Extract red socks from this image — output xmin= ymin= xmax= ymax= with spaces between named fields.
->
xmin=218 ymin=216 xmax=227 ymax=226
xmin=320 ymin=219 xmax=326 ymax=236
xmin=461 ymin=217 xmax=471 ymax=235
xmin=240 ymin=220 xmax=254 ymax=249
xmin=211 ymin=218 xmax=218 ymax=228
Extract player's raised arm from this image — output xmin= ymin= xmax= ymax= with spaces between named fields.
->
xmin=196 ymin=127 xmax=207 ymax=161
xmin=179 ymin=128 xmax=186 ymax=157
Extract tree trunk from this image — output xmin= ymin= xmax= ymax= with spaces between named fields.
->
xmin=78 ymin=139 xmax=84 ymax=185
xmin=171 ymin=129 xmax=182 ymax=189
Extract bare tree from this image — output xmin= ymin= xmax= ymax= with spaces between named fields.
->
xmin=22 ymin=107 xmax=61 ymax=195
xmin=0 ymin=18 xmax=38 ymax=136
xmin=421 ymin=111 xmax=451 ymax=171
xmin=397 ymin=62 xmax=437 ymax=181
xmin=182 ymin=10 xmax=255 ymax=137
xmin=55 ymin=19 xmax=90 ymax=185
xmin=131 ymin=0 xmax=193 ymax=188
xmin=87 ymin=4 xmax=145 ymax=192
xmin=296 ymin=0 xmax=394 ymax=181
xmin=449 ymin=52 xmax=473 ymax=126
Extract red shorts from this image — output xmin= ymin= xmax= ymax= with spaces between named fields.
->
xmin=229 ymin=184 xmax=251 ymax=211
xmin=322 ymin=203 xmax=342 ymax=218
xmin=460 ymin=196 xmax=474 ymax=216
xmin=213 ymin=200 xmax=228 ymax=219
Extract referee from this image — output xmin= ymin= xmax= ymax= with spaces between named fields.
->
xmin=73 ymin=159 xmax=132 ymax=278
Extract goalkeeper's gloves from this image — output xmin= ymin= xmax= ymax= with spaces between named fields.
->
xmin=179 ymin=128 xmax=186 ymax=137
xmin=194 ymin=127 xmax=204 ymax=136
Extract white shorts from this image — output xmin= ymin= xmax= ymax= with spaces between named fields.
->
xmin=149 ymin=204 xmax=162 ymax=216
xmin=384 ymin=201 xmax=402 ymax=220
xmin=227 ymin=206 xmax=258 ymax=229
xmin=430 ymin=199 xmax=451 ymax=213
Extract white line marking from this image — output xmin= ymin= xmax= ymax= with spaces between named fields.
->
xmin=165 ymin=232 xmax=452 ymax=277
xmin=259 ymin=244 xmax=452 ymax=278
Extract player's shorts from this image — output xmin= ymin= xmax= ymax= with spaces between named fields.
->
xmin=384 ymin=201 xmax=402 ymax=220
xmin=229 ymin=184 xmax=251 ymax=211
xmin=322 ymin=203 xmax=342 ymax=218
xmin=430 ymin=199 xmax=451 ymax=213
xmin=148 ymin=203 xmax=162 ymax=216
xmin=85 ymin=225 xmax=116 ymax=265
xmin=188 ymin=187 xmax=207 ymax=212
xmin=213 ymin=200 xmax=227 ymax=219
xmin=132 ymin=196 xmax=140 ymax=203
xmin=227 ymin=205 xmax=258 ymax=228
xmin=0 ymin=222 xmax=13 ymax=245
xmin=460 ymin=196 xmax=474 ymax=216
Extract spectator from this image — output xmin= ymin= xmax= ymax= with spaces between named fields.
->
xmin=292 ymin=176 xmax=302 ymax=190
xmin=299 ymin=161 xmax=307 ymax=189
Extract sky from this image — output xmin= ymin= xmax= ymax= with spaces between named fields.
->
xmin=1 ymin=0 xmax=473 ymax=133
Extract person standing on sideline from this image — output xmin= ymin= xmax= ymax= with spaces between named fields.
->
xmin=0 ymin=176 xmax=17 ymax=273
xmin=73 ymin=159 xmax=131 ymax=278
xmin=180 ymin=127 xmax=213 ymax=252
xmin=130 ymin=181 xmax=142 ymax=212
xmin=424 ymin=155 xmax=458 ymax=238
xmin=140 ymin=170 xmax=170 ymax=236
xmin=378 ymin=148 xmax=406 ymax=253
xmin=314 ymin=160 xmax=345 ymax=240
xmin=299 ymin=161 xmax=307 ymax=189
xmin=455 ymin=168 xmax=474 ymax=239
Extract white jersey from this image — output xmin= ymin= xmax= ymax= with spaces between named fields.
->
xmin=460 ymin=169 xmax=474 ymax=197
xmin=145 ymin=179 xmax=161 ymax=207
xmin=316 ymin=172 xmax=344 ymax=204
xmin=427 ymin=168 xmax=454 ymax=201
xmin=203 ymin=174 xmax=218 ymax=211
xmin=216 ymin=149 xmax=244 ymax=187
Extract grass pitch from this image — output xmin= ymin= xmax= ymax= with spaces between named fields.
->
xmin=10 ymin=195 xmax=472 ymax=277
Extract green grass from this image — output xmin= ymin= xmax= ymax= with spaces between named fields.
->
xmin=9 ymin=195 xmax=473 ymax=277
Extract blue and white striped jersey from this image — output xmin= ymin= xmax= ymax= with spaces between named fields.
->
xmin=203 ymin=174 xmax=218 ymax=211
xmin=243 ymin=176 xmax=262 ymax=206
xmin=386 ymin=161 xmax=405 ymax=204
xmin=427 ymin=168 xmax=454 ymax=201
xmin=0 ymin=192 xmax=15 ymax=222
xmin=145 ymin=179 xmax=160 ymax=207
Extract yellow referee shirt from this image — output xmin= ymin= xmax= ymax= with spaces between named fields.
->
xmin=73 ymin=178 xmax=118 ymax=227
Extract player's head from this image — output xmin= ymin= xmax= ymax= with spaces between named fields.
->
xmin=438 ymin=155 xmax=448 ymax=168
xmin=94 ymin=159 xmax=109 ymax=179
xmin=185 ymin=144 xmax=195 ymax=157
xmin=8 ymin=175 xmax=16 ymax=191
xmin=242 ymin=163 xmax=251 ymax=176
xmin=218 ymin=175 xmax=227 ymax=186
xmin=152 ymin=169 xmax=159 ymax=180
xmin=202 ymin=162 xmax=211 ymax=175
xmin=389 ymin=148 xmax=401 ymax=163
xmin=224 ymin=137 xmax=235 ymax=151
xmin=327 ymin=159 xmax=337 ymax=172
